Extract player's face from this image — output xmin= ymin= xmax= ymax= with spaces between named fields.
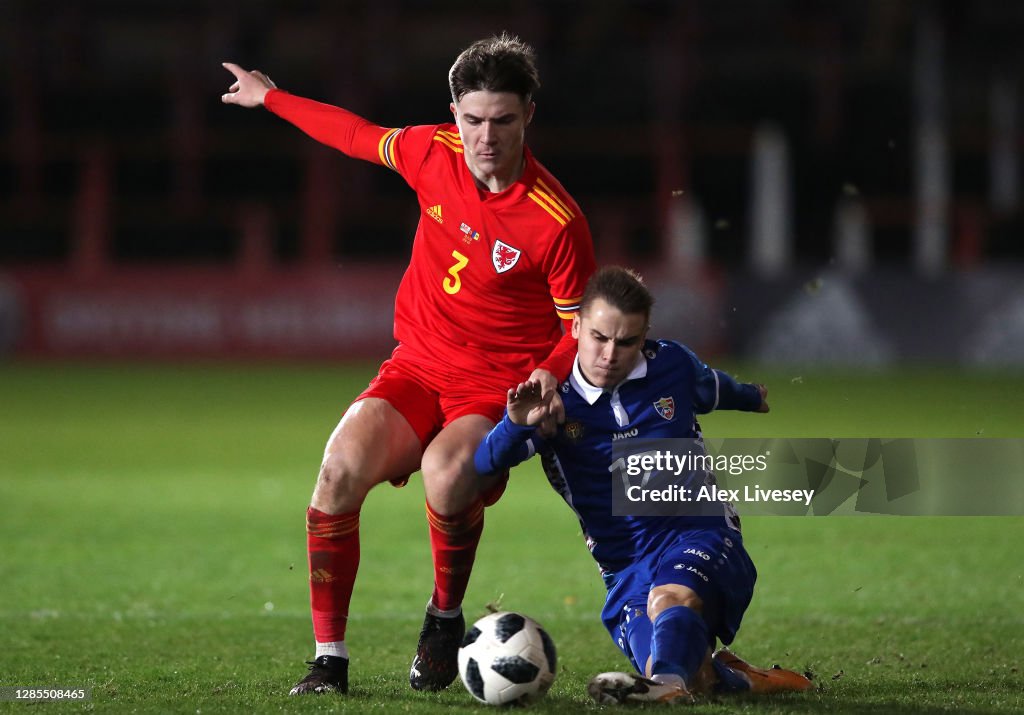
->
xmin=572 ymin=298 xmax=648 ymax=389
xmin=451 ymin=90 xmax=534 ymax=190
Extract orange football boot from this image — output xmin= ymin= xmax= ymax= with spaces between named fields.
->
xmin=712 ymin=649 xmax=814 ymax=694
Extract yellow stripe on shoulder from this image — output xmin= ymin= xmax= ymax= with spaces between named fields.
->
xmin=433 ymin=135 xmax=465 ymax=154
xmin=528 ymin=191 xmax=567 ymax=226
xmin=377 ymin=128 xmax=400 ymax=170
xmin=535 ymin=177 xmax=575 ymax=217
xmin=532 ymin=187 xmax=573 ymax=222
xmin=436 ymin=129 xmax=463 ymax=143
xmin=556 ymin=309 xmax=577 ymax=320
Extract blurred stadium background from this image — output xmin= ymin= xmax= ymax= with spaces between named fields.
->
xmin=3 ymin=3 xmax=1023 ymax=711
xmin=3 ymin=0 xmax=1024 ymax=366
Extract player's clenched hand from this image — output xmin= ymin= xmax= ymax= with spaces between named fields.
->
xmin=506 ymin=379 xmax=552 ymax=427
xmin=755 ymin=384 xmax=770 ymax=413
xmin=221 ymin=62 xmax=276 ymax=108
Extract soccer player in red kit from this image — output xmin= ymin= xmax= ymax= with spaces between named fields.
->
xmin=221 ymin=34 xmax=596 ymax=696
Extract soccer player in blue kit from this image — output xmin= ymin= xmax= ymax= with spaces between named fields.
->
xmin=474 ymin=266 xmax=814 ymax=703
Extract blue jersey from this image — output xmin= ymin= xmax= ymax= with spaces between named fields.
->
xmin=475 ymin=339 xmax=763 ymax=585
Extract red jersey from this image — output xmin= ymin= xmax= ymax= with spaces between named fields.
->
xmin=265 ymin=90 xmax=596 ymax=381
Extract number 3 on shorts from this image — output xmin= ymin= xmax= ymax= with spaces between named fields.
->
xmin=443 ymin=250 xmax=469 ymax=295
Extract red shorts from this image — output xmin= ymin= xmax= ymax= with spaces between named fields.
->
xmin=355 ymin=344 xmax=511 ymax=501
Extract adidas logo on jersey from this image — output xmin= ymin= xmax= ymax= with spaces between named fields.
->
xmin=426 ymin=204 xmax=443 ymax=224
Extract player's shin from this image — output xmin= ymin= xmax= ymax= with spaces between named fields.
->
xmin=426 ymin=498 xmax=484 ymax=612
xmin=650 ymin=605 xmax=709 ymax=688
xmin=409 ymin=499 xmax=483 ymax=691
xmin=623 ymin=609 xmax=654 ymax=676
xmin=306 ymin=507 xmax=360 ymax=650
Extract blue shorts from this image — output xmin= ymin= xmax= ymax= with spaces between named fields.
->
xmin=601 ymin=528 xmax=756 ymax=669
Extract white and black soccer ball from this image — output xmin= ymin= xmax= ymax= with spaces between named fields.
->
xmin=457 ymin=611 xmax=557 ymax=706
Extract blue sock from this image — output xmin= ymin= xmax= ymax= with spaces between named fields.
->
xmin=712 ymin=656 xmax=751 ymax=693
xmin=624 ymin=609 xmax=654 ymax=675
xmin=650 ymin=605 xmax=708 ymax=684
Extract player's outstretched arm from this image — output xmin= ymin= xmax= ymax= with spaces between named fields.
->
xmin=690 ymin=361 xmax=771 ymax=415
xmin=220 ymin=64 xmax=408 ymax=168
xmin=707 ymin=369 xmax=769 ymax=413
xmin=473 ymin=381 xmax=549 ymax=477
xmin=221 ymin=62 xmax=276 ymax=108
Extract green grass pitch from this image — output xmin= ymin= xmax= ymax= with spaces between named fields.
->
xmin=1 ymin=363 xmax=1022 ymax=713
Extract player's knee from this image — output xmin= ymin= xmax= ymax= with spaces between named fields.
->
xmin=312 ymin=450 xmax=372 ymax=512
xmin=647 ymin=585 xmax=702 ymax=622
xmin=421 ymin=451 xmax=477 ymax=513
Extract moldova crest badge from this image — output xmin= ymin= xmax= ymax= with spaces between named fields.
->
xmin=653 ymin=396 xmax=676 ymax=421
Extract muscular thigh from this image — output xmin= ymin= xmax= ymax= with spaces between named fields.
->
xmin=311 ymin=398 xmax=423 ymax=512
xmin=328 ymin=398 xmax=423 ymax=475
xmin=420 ymin=413 xmax=497 ymax=514
xmin=652 ymin=529 xmax=756 ymax=645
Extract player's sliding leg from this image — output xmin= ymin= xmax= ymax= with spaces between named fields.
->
xmin=618 ymin=608 xmax=727 ymax=697
xmin=644 ymin=531 xmax=806 ymax=698
xmin=290 ymin=398 xmax=422 ymax=696
xmin=649 ymin=603 xmax=709 ymax=689
xmin=617 ymin=541 xmax=809 ymax=699
xmin=647 ymin=537 xmax=811 ymax=696
xmin=411 ymin=414 xmax=498 ymax=691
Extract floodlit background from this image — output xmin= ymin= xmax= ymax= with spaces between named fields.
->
xmin=2 ymin=0 xmax=1024 ymax=365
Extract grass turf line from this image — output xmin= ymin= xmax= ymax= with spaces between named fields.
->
xmin=1 ymin=363 xmax=1021 ymax=713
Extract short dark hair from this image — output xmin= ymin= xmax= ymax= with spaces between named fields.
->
xmin=448 ymin=32 xmax=540 ymax=104
xmin=580 ymin=266 xmax=654 ymax=322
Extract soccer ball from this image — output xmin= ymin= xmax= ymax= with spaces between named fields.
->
xmin=457 ymin=611 xmax=557 ymax=705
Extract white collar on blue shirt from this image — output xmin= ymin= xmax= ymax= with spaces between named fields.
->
xmin=569 ymin=353 xmax=648 ymax=404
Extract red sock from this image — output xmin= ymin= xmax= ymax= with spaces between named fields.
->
xmin=306 ymin=507 xmax=360 ymax=643
xmin=426 ymin=499 xmax=484 ymax=612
